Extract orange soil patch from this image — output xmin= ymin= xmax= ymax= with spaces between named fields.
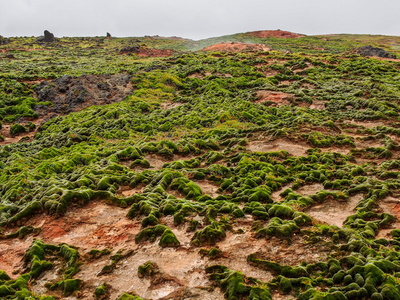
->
xmin=254 ymin=90 xmax=294 ymax=106
xmin=245 ymin=30 xmax=305 ymax=39
xmin=202 ymin=42 xmax=270 ymax=52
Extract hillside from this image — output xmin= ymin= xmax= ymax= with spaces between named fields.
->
xmin=1 ymin=30 xmax=400 ymax=299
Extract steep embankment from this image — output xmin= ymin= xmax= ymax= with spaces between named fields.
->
xmin=1 ymin=33 xmax=400 ymax=299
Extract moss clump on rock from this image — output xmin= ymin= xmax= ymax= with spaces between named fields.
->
xmin=159 ymin=229 xmax=180 ymax=247
xmin=138 ymin=261 xmax=158 ymax=278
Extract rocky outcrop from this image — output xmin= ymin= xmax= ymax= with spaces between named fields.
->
xmin=357 ymin=45 xmax=396 ymax=58
xmin=36 ymin=30 xmax=56 ymax=43
xmin=34 ymin=74 xmax=133 ymax=117
xmin=0 ymin=35 xmax=10 ymax=45
xmin=120 ymin=45 xmax=140 ymax=54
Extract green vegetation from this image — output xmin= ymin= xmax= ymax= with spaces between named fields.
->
xmin=2 ymin=32 xmax=400 ymax=299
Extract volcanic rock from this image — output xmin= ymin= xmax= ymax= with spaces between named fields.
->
xmin=357 ymin=45 xmax=396 ymax=58
xmin=36 ymin=30 xmax=56 ymax=43
xmin=120 ymin=45 xmax=141 ymax=54
xmin=0 ymin=35 xmax=10 ymax=45
xmin=34 ymin=74 xmax=133 ymax=117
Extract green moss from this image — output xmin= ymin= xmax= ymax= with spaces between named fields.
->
xmin=199 ymin=247 xmax=223 ymax=259
xmin=192 ymin=223 xmax=226 ymax=245
xmin=0 ymin=285 xmax=14 ymax=297
xmin=116 ymin=293 xmax=145 ymax=300
xmin=10 ymin=123 xmax=27 ymax=136
xmin=87 ymin=248 xmax=111 ymax=260
xmin=141 ymin=214 xmax=158 ymax=227
xmin=138 ymin=261 xmax=158 ymax=278
xmin=206 ymin=265 xmax=271 ymax=299
xmin=94 ymin=283 xmax=110 ymax=298
xmin=0 ymin=270 xmax=10 ymax=281
xmin=135 ymin=225 xmax=168 ymax=243
xmin=62 ymin=279 xmax=82 ymax=296
xmin=159 ymin=229 xmax=180 ymax=247
xmin=279 ymin=276 xmax=292 ymax=294
xmin=256 ymin=217 xmax=300 ymax=240
xmin=4 ymin=226 xmax=41 ymax=239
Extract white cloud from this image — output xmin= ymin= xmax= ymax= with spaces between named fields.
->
xmin=1 ymin=0 xmax=399 ymax=39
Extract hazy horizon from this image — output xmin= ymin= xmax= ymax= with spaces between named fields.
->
xmin=1 ymin=0 xmax=399 ymax=40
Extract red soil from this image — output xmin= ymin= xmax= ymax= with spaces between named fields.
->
xmin=245 ymin=30 xmax=305 ymax=39
xmin=202 ymin=42 xmax=270 ymax=52
xmin=254 ymin=90 xmax=294 ymax=106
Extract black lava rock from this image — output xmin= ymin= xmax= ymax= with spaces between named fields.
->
xmin=357 ymin=45 xmax=396 ymax=59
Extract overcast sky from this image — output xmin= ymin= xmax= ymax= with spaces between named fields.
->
xmin=1 ymin=0 xmax=400 ymax=40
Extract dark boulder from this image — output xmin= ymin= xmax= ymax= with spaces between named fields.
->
xmin=36 ymin=30 xmax=56 ymax=43
xmin=357 ymin=45 xmax=396 ymax=59
xmin=106 ymin=32 xmax=112 ymax=38
xmin=0 ymin=35 xmax=10 ymax=45
xmin=120 ymin=45 xmax=141 ymax=54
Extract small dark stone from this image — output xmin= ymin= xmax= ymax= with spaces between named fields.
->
xmin=106 ymin=32 xmax=112 ymax=38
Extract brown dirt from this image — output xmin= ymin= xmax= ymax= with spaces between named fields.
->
xmin=117 ymin=185 xmax=146 ymax=197
xmin=253 ymin=234 xmax=333 ymax=267
xmin=0 ymin=202 xmax=137 ymax=279
xmin=343 ymin=120 xmax=389 ymax=129
xmin=0 ymin=194 xmax=350 ymax=299
xmin=306 ymin=194 xmax=364 ymax=228
xmin=0 ymin=118 xmax=44 ymax=146
xmin=146 ymin=154 xmax=170 ymax=169
xmin=160 ymin=102 xmax=183 ymax=110
xmin=296 ymin=183 xmax=324 ymax=196
xmin=376 ymin=196 xmax=400 ymax=238
xmin=0 ymin=201 xmax=276 ymax=299
xmin=261 ymin=69 xmax=279 ymax=77
xmin=245 ymin=30 xmax=305 ymax=39
xmin=309 ymin=100 xmax=326 ymax=110
xmin=201 ymin=42 xmax=270 ymax=52
xmin=254 ymin=90 xmax=294 ymax=106
xmin=271 ymin=184 xmax=293 ymax=202
xmin=195 ymin=180 xmax=221 ymax=198
xmin=247 ymin=139 xmax=310 ymax=157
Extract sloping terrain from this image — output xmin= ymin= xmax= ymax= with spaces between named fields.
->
xmin=1 ymin=32 xmax=400 ymax=299
xmin=245 ymin=30 xmax=305 ymax=39
xmin=201 ymin=42 xmax=270 ymax=52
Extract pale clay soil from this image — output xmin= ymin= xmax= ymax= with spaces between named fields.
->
xmin=0 ymin=199 xmax=337 ymax=300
